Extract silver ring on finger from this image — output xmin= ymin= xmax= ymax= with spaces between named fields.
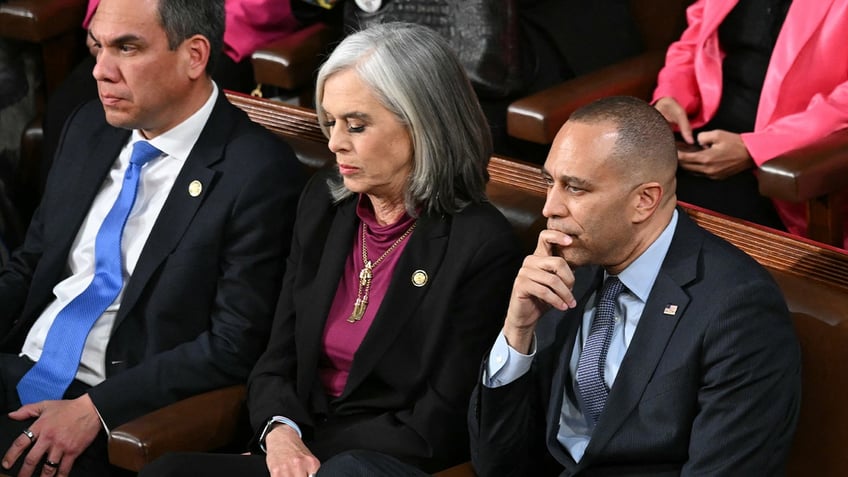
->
xmin=44 ymin=459 xmax=60 ymax=469
xmin=21 ymin=428 xmax=35 ymax=443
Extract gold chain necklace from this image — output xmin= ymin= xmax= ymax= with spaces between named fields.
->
xmin=347 ymin=221 xmax=417 ymax=323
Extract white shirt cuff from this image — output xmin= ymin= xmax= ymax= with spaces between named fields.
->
xmin=483 ymin=331 xmax=536 ymax=388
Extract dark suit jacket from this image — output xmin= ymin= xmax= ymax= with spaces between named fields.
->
xmin=469 ymin=211 xmax=801 ymax=476
xmin=247 ymin=170 xmax=522 ymax=472
xmin=0 ymin=93 xmax=304 ymax=428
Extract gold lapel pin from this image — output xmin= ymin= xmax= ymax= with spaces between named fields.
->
xmin=411 ymin=270 xmax=428 ymax=287
xmin=188 ymin=180 xmax=203 ymax=197
xmin=663 ymin=304 xmax=679 ymax=316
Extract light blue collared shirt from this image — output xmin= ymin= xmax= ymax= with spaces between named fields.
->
xmin=485 ymin=210 xmax=679 ymax=462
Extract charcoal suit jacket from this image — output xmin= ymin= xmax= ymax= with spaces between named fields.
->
xmin=469 ymin=211 xmax=801 ymax=476
xmin=0 ymin=91 xmax=304 ymax=428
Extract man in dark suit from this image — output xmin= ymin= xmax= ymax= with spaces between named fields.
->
xmin=0 ymin=0 xmax=303 ymax=475
xmin=469 ymin=96 xmax=801 ymax=476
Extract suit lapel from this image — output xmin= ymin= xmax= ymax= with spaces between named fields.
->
xmin=116 ymin=96 xmax=232 ymax=324
xmin=696 ymin=0 xmax=738 ymax=121
xmin=581 ymin=214 xmax=702 ymax=463
xmin=700 ymin=0 xmax=738 ymax=37
xmin=544 ymin=267 xmax=603 ymax=471
xmin=21 ymin=125 xmax=129 ymax=322
xmin=297 ymin=198 xmax=358 ymax=397
xmin=757 ymin=0 xmax=835 ymax=127
xmin=57 ymin=127 xmax=129 ymax=257
xmin=338 ymin=213 xmax=449 ymax=399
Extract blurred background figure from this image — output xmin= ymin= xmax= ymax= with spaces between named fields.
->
xmin=0 ymin=38 xmax=38 ymax=253
xmin=337 ymin=0 xmax=644 ymax=163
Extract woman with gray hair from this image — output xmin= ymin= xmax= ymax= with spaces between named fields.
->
xmin=142 ymin=22 xmax=520 ymax=477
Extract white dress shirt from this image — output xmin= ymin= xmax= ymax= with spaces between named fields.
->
xmin=21 ymin=84 xmax=220 ymax=387
xmin=485 ymin=210 xmax=678 ymax=462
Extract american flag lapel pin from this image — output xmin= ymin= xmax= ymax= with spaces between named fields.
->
xmin=663 ymin=304 xmax=679 ymax=316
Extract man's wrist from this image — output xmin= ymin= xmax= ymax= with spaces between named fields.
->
xmin=80 ymin=394 xmax=109 ymax=434
xmin=503 ymin=324 xmax=535 ymax=355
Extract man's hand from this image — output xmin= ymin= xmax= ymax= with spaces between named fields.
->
xmin=679 ymin=129 xmax=754 ymax=179
xmin=265 ymin=424 xmax=320 ymax=477
xmin=503 ymin=230 xmax=577 ymax=354
xmin=654 ymin=96 xmax=695 ymax=144
xmin=2 ymin=395 xmax=101 ymax=477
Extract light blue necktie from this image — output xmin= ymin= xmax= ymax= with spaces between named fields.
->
xmin=576 ymin=276 xmax=624 ymax=424
xmin=17 ymin=141 xmax=161 ymax=404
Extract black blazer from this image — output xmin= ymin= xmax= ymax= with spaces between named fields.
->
xmin=247 ymin=170 xmax=522 ymax=472
xmin=469 ymin=211 xmax=802 ymax=476
xmin=0 ymin=93 xmax=304 ymax=428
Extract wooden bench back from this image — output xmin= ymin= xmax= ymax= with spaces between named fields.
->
xmin=227 ymin=91 xmax=848 ymax=476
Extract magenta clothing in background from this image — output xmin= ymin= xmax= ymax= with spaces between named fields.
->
xmin=83 ymin=0 xmax=300 ymax=62
xmin=319 ymin=196 xmax=416 ymax=397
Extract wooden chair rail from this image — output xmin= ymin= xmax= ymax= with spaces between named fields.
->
xmin=225 ymin=93 xmax=326 ymax=144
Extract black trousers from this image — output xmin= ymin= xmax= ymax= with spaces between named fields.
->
xmin=141 ymin=449 xmax=431 ymax=477
xmin=0 ymin=354 xmax=112 ymax=477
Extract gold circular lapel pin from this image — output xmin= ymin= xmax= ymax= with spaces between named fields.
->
xmin=188 ymin=180 xmax=203 ymax=197
xmin=411 ymin=270 xmax=428 ymax=287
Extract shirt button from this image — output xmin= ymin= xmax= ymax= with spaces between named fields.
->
xmin=495 ymin=355 xmax=504 ymax=364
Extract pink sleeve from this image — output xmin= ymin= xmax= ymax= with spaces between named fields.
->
xmin=742 ymin=83 xmax=848 ymax=166
xmin=83 ymin=0 xmax=99 ymax=29
xmin=223 ymin=0 xmax=301 ymax=62
xmin=652 ymin=0 xmax=708 ymax=115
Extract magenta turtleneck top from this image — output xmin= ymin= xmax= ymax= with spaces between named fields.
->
xmin=319 ymin=196 xmax=416 ymax=397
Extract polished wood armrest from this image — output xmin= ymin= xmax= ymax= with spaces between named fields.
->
xmin=251 ymin=22 xmax=339 ymax=95
xmin=108 ymin=385 xmax=247 ymax=472
xmin=0 ymin=0 xmax=88 ymax=96
xmin=758 ymin=128 xmax=848 ymax=247
xmin=758 ymin=129 xmax=848 ymax=202
xmin=507 ymin=50 xmax=666 ymax=144
xmin=0 ymin=0 xmax=86 ymax=42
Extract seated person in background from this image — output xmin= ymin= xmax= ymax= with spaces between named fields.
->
xmin=653 ymin=0 xmax=848 ymax=246
xmin=335 ymin=0 xmax=642 ymax=163
xmin=0 ymin=0 xmax=303 ymax=475
xmin=469 ymin=96 xmax=801 ymax=476
xmin=141 ymin=22 xmax=522 ymax=477
xmin=0 ymin=178 xmax=17 ymax=268
xmin=0 ymin=186 xmax=11 ymax=267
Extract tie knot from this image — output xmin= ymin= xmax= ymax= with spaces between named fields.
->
xmin=599 ymin=276 xmax=624 ymax=303
xmin=130 ymin=141 xmax=161 ymax=167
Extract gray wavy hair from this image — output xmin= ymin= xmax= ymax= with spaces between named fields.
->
xmin=315 ymin=22 xmax=492 ymax=216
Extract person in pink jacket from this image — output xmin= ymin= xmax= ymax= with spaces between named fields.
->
xmin=652 ymin=0 xmax=848 ymax=248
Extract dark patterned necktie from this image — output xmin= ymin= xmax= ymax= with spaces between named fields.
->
xmin=576 ymin=276 xmax=624 ymax=424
